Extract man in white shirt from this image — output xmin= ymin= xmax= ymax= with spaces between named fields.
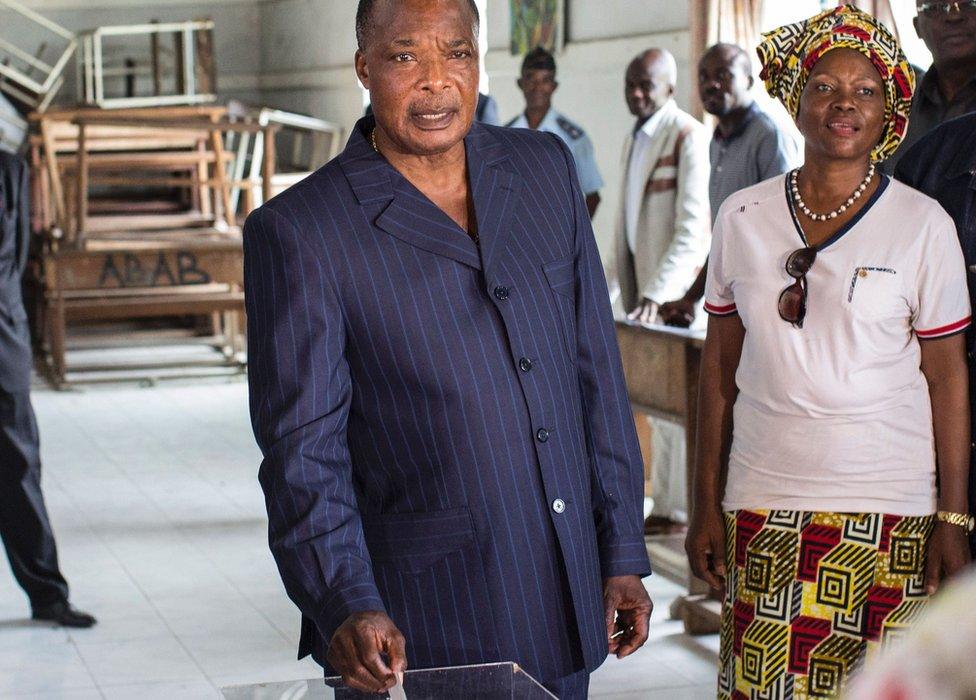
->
xmin=608 ymin=48 xmax=711 ymax=324
xmin=607 ymin=48 xmax=711 ymax=530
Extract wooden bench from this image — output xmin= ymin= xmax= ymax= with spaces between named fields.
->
xmin=41 ymin=238 xmax=245 ymax=385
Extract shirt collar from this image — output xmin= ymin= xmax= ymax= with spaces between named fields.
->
xmin=918 ymin=65 xmax=976 ymax=108
xmin=513 ymin=107 xmax=559 ymax=132
xmin=712 ymin=101 xmax=760 ymax=142
xmin=538 ymin=107 xmax=560 ymax=132
xmin=635 ymin=98 xmax=675 ymax=139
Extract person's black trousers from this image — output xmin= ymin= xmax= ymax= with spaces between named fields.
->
xmin=0 ymin=389 xmax=68 ymax=609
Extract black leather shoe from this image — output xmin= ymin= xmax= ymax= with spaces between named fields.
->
xmin=32 ymin=601 xmax=97 ymax=628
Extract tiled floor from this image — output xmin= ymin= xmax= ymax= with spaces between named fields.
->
xmin=0 ymin=380 xmax=718 ymax=698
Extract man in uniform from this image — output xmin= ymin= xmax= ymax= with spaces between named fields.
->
xmin=506 ymin=47 xmax=604 ymax=218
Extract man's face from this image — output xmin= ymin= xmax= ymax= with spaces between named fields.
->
xmin=624 ymin=58 xmax=673 ymax=120
xmin=699 ymin=49 xmax=753 ymax=117
xmin=517 ymin=68 xmax=557 ymax=113
xmin=355 ymin=0 xmax=479 ymax=156
xmin=914 ymin=1 xmax=976 ymax=68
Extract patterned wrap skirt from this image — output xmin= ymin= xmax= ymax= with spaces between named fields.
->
xmin=718 ymin=510 xmax=933 ymax=699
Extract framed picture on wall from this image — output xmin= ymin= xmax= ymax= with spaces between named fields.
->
xmin=509 ymin=0 xmax=564 ymax=55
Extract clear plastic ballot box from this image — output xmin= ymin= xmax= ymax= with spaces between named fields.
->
xmin=221 ymin=662 xmax=557 ymax=699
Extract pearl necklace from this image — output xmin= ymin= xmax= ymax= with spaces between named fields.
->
xmin=790 ymin=164 xmax=875 ymax=222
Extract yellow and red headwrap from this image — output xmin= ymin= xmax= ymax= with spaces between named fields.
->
xmin=757 ymin=4 xmax=914 ymax=163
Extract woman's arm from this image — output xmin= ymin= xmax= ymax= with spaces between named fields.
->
xmin=920 ymin=333 xmax=972 ymax=592
xmin=686 ymin=312 xmax=745 ymax=590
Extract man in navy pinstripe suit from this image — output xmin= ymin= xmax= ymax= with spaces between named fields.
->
xmin=243 ymin=1 xmax=652 ymax=697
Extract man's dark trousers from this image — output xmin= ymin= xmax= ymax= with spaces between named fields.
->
xmin=0 ymin=151 xmax=68 ymax=609
xmin=0 ymin=390 xmax=68 ymax=607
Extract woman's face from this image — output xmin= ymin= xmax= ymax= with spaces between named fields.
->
xmin=796 ymin=48 xmax=886 ymax=164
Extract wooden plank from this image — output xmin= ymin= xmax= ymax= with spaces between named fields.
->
xmin=81 ymin=212 xmax=217 ymax=234
xmin=58 ymin=151 xmax=233 ymax=168
xmin=76 ymin=122 xmax=88 ymax=243
xmin=63 ymin=282 xmax=232 ymax=299
xmin=39 ymin=118 xmax=67 ymax=231
xmin=87 ymin=175 xmax=254 ymax=188
xmin=64 ymin=293 xmax=244 ymax=322
xmin=262 ymin=123 xmax=275 ymax=204
xmin=209 ymin=125 xmax=234 ymax=227
xmin=79 ymin=234 xmax=240 ymax=251
xmin=30 ymin=104 xmax=228 ymax=122
xmin=49 ymin=246 xmax=242 ymax=291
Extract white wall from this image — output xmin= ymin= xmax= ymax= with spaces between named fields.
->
xmin=257 ymin=0 xmax=364 ymax=130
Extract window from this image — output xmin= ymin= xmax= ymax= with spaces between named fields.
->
xmin=889 ymin=0 xmax=932 ymax=69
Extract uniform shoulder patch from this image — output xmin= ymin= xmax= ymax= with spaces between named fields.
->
xmin=556 ymin=116 xmax=584 ymax=140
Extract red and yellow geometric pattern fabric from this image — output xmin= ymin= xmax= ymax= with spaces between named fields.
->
xmin=719 ymin=510 xmax=933 ymax=699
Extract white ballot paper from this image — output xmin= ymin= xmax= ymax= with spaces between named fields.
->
xmin=389 ymin=672 xmax=407 ymax=700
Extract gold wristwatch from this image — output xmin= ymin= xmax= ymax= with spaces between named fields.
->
xmin=936 ymin=511 xmax=975 ymax=533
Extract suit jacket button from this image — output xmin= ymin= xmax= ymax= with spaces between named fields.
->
xmin=536 ymin=428 xmax=550 ymax=443
xmin=552 ymin=499 xmax=566 ymax=514
xmin=494 ymin=286 xmax=510 ymax=301
xmin=519 ymin=357 xmax=534 ymax=372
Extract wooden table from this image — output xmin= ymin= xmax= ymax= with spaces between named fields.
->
xmin=615 ymin=320 xmax=721 ymax=634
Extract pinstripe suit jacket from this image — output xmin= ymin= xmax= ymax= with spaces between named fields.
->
xmin=243 ymin=117 xmax=651 ymax=683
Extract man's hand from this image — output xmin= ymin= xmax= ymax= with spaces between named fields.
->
xmin=924 ymin=521 xmax=972 ymax=595
xmin=603 ymin=575 xmax=652 ymax=658
xmin=659 ymin=297 xmax=697 ymax=328
xmin=685 ymin=508 xmax=727 ymax=592
xmin=326 ymin=611 xmax=407 ymax=693
xmin=626 ymin=298 xmax=659 ymax=326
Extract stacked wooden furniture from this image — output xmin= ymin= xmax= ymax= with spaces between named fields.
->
xmin=27 ymin=104 xmax=278 ymax=385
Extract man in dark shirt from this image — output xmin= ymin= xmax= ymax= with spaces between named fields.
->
xmin=895 ymin=112 xmax=976 ymax=553
xmin=658 ymin=43 xmax=796 ymax=327
xmin=885 ymin=0 xmax=976 ymax=173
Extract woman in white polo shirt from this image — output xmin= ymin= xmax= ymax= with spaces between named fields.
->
xmin=686 ymin=7 xmax=973 ymax=699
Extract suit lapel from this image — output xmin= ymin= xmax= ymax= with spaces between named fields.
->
xmin=339 ymin=118 xmax=482 ymax=270
xmin=465 ymin=123 xmax=522 ymax=277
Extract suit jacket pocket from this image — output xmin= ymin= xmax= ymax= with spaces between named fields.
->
xmin=542 ymin=256 xmax=578 ymax=363
xmin=543 ymin=256 xmax=575 ymax=298
xmin=364 ymin=506 xmax=499 ymax=667
xmin=363 ymin=507 xmax=475 ymax=573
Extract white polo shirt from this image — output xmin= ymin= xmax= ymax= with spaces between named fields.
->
xmin=704 ymin=174 xmax=971 ymax=516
